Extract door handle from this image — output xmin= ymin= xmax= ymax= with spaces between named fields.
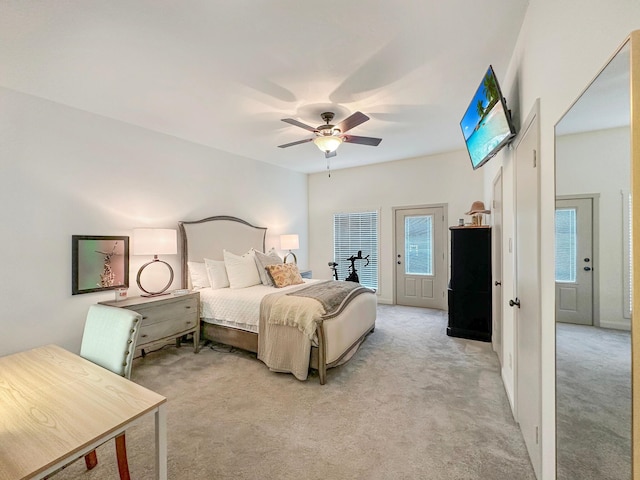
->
xmin=584 ymin=266 xmax=592 ymax=271
xmin=509 ymin=298 xmax=521 ymax=308
xmin=495 ymin=281 xmax=502 ymax=286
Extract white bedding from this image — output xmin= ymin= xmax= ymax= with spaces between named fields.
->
xmin=199 ymin=279 xmax=321 ymax=333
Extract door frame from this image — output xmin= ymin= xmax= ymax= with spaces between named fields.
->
xmin=392 ymin=203 xmax=448 ymax=309
xmin=512 ymin=100 xmax=542 ymax=477
xmin=492 ymin=167 xmax=504 ymax=366
xmin=555 ymin=193 xmax=600 ymax=327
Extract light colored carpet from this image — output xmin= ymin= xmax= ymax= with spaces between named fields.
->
xmin=556 ymin=322 xmax=631 ymax=480
xmin=55 ymin=305 xmax=535 ymax=479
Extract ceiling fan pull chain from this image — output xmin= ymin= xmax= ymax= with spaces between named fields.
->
xmin=327 ymin=157 xmax=331 ymax=177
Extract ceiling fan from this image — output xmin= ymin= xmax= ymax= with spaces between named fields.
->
xmin=278 ymin=111 xmax=382 ymax=158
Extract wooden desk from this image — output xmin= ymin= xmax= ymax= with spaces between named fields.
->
xmin=0 ymin=345 xmax=167 ymax=480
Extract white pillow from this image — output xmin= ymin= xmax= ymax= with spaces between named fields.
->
xmin=187 ymin=261 xmax=210 ymax=289
xmin=254 ymin=248 xmax=283 ymax=286
xmin=223 ymin=249 xmax=261 ymax=289
xmin=204 ymin=258 xmax=230 ymax=289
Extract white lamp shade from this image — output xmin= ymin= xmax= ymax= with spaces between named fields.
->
xmin=280 ymin=234 xmax=299 ymax=250
xmin=133 ymin=228 xmax=177 ymax=255
xmin=313 ymin=135 xmax=343 ymax=153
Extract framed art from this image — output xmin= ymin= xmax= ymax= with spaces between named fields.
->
xmin=72 ymin=235 xmax=129 ymax=295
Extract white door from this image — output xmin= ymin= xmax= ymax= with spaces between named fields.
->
xmin=513 ymin=108 xmax=542 ymax=478
xmin=395 ymin=206 xmax=446 ymax=309
xmin=492 ymin=169 xmax=504 ymax=365
xmin=555 ymin=197 xmax=594 ymax=325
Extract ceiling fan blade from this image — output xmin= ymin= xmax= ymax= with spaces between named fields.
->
xmin=278 ymin=138 xmax=313 ymax=148
xmin=281 ymin=118 xmax=317 ymax=132
xmin=342 ymin=135 xmax=382 ymax=146
xmin=336 ymin=111 xmax=369 ymax=133
xmin=325 ymin=151 xmax=337 ymax=159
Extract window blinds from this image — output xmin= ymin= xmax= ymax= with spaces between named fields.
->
xmin=333 ymin=211 xmax=379 ymax=290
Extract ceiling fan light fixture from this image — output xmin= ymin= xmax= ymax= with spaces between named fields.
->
xmin=313 ymin=135 xmax=343 ymax=153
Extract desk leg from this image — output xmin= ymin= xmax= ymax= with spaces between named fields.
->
xmin=155 ymin=403 xmax=167 ymax=480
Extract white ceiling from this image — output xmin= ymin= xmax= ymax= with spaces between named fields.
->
xmin=556 ymin=41 xmax=630 ymax=136
xmin=0 ymin=1 xmax=530 ymax=174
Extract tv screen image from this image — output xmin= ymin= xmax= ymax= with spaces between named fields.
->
xmin=460 ymin=65 xmax=516 ymax=169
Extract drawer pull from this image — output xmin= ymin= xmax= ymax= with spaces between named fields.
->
xmin=142 ymin=316 xmax=148 ymax=320
xmin=185 ymin=306 xmax=191 ymax=309
xmin=141 ymin=334 xmax=148 ymax=338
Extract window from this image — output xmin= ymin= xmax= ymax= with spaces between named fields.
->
xmin=623 ymin=191 xmax=632 ymax=319
xmin=333 ymin=211 xmax=379 ymax=290
xmin=555 ymin=208 xmax=577 ymax=283
xmin=404 ymin=215 xmax=433 ymax=275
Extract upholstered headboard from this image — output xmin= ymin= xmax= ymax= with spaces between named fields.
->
xmin=178 ymin=216 xmax=267 ymax=289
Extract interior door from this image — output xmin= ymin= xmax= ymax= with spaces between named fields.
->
xmin=395 ymin=206 xmax=446 ymax=309
xmin=555 ymin=197 xmax=594 ymax=325
xmin=513 ymin=107 xmax=542 ymax=478
xmin=492 ymin=169 xmax=504 ymax=365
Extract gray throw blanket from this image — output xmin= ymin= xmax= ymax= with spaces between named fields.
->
xmin=286 ymin=281 xmax=372 ymax=319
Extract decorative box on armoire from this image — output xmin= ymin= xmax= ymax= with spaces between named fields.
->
xmin=447 ymin=226 xmax=492 ymax=342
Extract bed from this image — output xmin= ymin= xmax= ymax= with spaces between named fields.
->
xmin=178 ymin=215 xmax=377 ymax=384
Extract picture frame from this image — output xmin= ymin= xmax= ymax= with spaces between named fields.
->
xmin=72 ymin=235 xmax=129 ymax=295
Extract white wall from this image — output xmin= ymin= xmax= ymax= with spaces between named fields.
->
xmin=556 ymin=127 xmax=631 ymax=330
xmin=0 ymin=86 xmax=308 ymax=357
xmin=308 ymin=150 xmax=484 ymax=305
xmin=485 ymin=1 xmax=640 ymax=478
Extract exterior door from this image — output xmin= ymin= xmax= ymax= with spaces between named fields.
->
xmin=492 ymin=169 xmax=504 ymax=366
xmin=555 ymin=197 xmax=594 ymax=325
xmin=513 ymin=107 xmax=542 ymax=478
xmin=395 ymin=206 xmax=446 ymax=309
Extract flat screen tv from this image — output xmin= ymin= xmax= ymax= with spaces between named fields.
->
xmin=460 ymin=65 xmax=516 ymax=170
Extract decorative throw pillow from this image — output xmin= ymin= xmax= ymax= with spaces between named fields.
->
xmin=265 ymin=263 xmax=304 ymax=288
xmin=187 ymin=261 xmax=210 ymax=289
xmin=223 ymin=249 xmax=261 ymax=289
xmin=254 ymin=249 xmax=283 ymax=286
xmin=204 ymin=258 xmax=230 ymax=289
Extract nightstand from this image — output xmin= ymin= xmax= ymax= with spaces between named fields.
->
xmin=299 ymin=270 xmax=312 ymax=279
xmin=99 ymin=291 xmax=200 ymax=354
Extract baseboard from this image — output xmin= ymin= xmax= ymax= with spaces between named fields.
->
xmin=501 ymin=366 xmax=516 ymax=419
xmin=598 ymin=319 xmax=631 ymax=331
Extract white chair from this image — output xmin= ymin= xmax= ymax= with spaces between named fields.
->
xmin=79 ymin=304 xmax=142 ymax=480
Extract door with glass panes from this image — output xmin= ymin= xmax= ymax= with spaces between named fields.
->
xmin=555 ymin=197 xmax=594 ymax=325
xmin=395 ymin=206 xmax=446 ymax=309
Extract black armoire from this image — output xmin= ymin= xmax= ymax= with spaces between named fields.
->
xmin=447 ymin=226 xmax=492 ymax=342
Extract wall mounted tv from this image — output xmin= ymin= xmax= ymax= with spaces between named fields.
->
xmin=460 ymin=65 xmax=516 ymax=170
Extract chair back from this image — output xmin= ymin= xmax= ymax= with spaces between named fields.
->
xmin=80 ymin=304 xmax=142 ymax=379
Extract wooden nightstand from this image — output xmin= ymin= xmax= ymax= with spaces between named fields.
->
xmin=299 ymin=270 xmax=312 ymax=279
xmin=99 ymin=291 xmax=200 ymax=354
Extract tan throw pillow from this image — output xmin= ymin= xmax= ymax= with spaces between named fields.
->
xmin=265 ymin=263 xmax=304 ymax=288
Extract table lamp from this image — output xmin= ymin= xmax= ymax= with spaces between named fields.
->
xmin=133 ymin=228 xmax=177 ymax=296
xmin=280 ymin=234 xmax=299 ymax=264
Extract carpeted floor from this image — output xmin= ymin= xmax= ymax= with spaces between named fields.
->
xmin=556 ymin=322 xmax=631 ymax=480
xmin=55 ymin=305 xmax=535 ymax=479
